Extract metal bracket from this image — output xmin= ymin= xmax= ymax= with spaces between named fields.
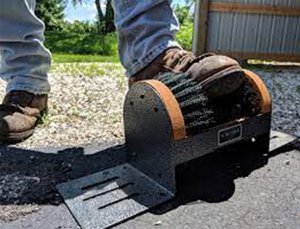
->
xmin=57 ymin=164 xmax=174 ymax=229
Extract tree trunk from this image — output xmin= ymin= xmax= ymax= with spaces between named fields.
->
xmin=95 ymin=0 xmax=104 ymax=33
xmin=104 ymin=0 xmax=115 ymax=33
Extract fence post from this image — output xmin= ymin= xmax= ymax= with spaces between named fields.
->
xmin=192 ymin=0 xmax=209 ymax=55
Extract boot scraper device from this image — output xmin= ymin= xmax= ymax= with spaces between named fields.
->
xmin=57 ymin=70 xmax=282 ymax=229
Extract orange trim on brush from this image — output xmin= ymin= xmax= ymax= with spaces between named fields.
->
xmin=244 ymin=70 xmax=272 ymax=114
xmin=143 ymin=80 xmax=186 ymax=140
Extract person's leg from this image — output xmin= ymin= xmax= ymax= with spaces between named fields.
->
xmin=112 ymin=0 xmax=245 ymax=96
xmin=111 ymin=0 xmax=183 ymax=78
xmin=0 ymin=0 xmax=49 ymax=143
xmin=0 ymin=0 xmax=51 ymax=94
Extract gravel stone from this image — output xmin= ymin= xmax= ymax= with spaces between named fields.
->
xmin=154 ymin=220 xmax=162 ymax=226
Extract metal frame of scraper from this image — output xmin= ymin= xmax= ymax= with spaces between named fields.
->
xmin=57 ymin=70 xmax=277 ymax=229
xmin=124 ymin=70 xmax=272 ymax=194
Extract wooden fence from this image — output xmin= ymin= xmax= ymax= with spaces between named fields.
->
xmin=193 ymin=0 xmax=300 ymax=62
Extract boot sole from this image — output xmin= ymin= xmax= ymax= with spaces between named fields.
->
xmin=200 ymin=67 xmax=245 ymax=98
xmin=0 ymin=128 xmax=34 ymax=144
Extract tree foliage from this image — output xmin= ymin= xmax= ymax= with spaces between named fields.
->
xmin=71 ymin=0 xmax=115 ymax=34
xmin=38 ymin=0 xmax=195 ymax=54
xmin=174 ymin=4 xmax=194 ymax=51
xmin=35 ymin=0 xmax=66 ymax=31
xmin=63 ymin=20 xmax=98 ymax=33
xmin=174 ymin=4 xmax=191 ymax=25
xmin=94 ymin=0 xmax=115 ymax=34
xmin=36 ymin=0 xmax=115 ymax=34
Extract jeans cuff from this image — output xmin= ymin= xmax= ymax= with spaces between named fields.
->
xmin=6 ymin=82 xmax=50 ymax=95
xmin=125 ymin=39 xmax=182 ymax=77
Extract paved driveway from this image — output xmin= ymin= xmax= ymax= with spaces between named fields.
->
xmin=0 ymin=132 xmax=299 ymax=229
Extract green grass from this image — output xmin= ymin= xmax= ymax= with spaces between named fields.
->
xmin=45 ymin=32 xmax=118 ymax=56
xmin=52 ymin=53 xmax=119 ymax=63
xmin=50 ymin=62 xmax=125 ymax=79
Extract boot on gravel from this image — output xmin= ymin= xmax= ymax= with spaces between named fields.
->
xmin=0 ymin=90 xmax=48 ymax=144
xmin=129 ymin=48 xmax=245 ymax=98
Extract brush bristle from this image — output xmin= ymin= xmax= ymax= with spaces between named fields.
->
xmin=155 ymin=72 xmax=260 ymax=136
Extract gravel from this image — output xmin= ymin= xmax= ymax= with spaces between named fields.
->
xmin=0 ymin=63 xmax=299 ymax=148
xmin=0 ymin=173 xmax=40 ymax=222
xmin=0 ymin=63 xmax=127 ymax=148
xmin=257 ymin=67 xmax=300 ymax=137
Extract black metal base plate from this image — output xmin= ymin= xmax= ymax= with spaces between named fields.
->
xmin=270 ymin=130 xmax=296 ymax=151
xmin=56 ymin=163 xmax=174 ymax=229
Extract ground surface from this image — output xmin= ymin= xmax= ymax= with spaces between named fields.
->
xmin=0 ymin=64 xmax=299 ymax=228
xmin=0 ymin=135 xmax=299 ymax=229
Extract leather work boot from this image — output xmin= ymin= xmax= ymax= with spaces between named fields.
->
xmin=129 ymin=48 xmax=245 ymax=98
xmin=0 ymin=90 xmax=48 ymax=144
xmin=129 ymin=48 xmax=195 ymax=87
xmin=186 ymin=53 xmax=245 ymax=98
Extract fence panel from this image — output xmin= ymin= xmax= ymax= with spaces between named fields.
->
xmin=193 ymin=0 xmax=300 ymax=62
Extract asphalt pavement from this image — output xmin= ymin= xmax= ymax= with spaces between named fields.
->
xmin=0 ymin=132 xmax=299 ymax=229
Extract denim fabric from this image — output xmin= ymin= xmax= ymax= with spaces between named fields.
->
xmin=112 ymin=0 xmax=182 ymax=77
xmin=0 ymin=0 xmax=51 ymax=94
xmin=0 ymin=0 xmax=181 ymax=94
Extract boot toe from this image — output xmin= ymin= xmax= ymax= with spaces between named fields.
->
xmin=205 ymin=71 xmax=245 ymax=98
xmin=0 ymin=111 xmax=37 ymax=143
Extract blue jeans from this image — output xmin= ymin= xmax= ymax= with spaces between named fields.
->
xmin=0 ymin=0 xmax=181 ymax=94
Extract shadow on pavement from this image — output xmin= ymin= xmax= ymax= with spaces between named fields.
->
xmin=0 ymin=144 xmax=128 ymax=205
xmin=152 ymin=140 xmax=297 ymax=214
xmin=0 ymin=140 xmax=297 ymax=212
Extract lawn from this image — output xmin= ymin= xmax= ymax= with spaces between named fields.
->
xmin=52 ymin=53 xmax=119 ymax=63
xmin=46 ymin=32 xmax=120 ymax=64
